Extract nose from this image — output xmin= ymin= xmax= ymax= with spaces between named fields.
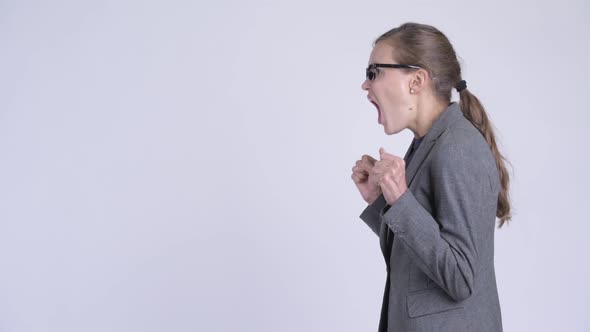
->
xmin=361 ymin=79 xmax=370 ymax=91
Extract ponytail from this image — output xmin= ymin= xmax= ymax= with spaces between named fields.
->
xmin=458 ymin=89 xmax=512 ymax=227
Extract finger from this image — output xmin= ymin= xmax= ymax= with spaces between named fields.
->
xmin=352 ymin=165 xmax=369 ymax=175
xmin=378 ymin=160 xmax=401 ymax=174
xmin=362 ymin=154 xmax=377 ymax=165
xmin=355 ymin=161 xmax=368 ymax=172
xmin=351 ymin=173 xmax=367 ymax=183
xmin=361 ymin=156 xmax=376 ymax=171
xmin=373 ymin=159 xmax=389 ymax=169
xmin=357 ymin=172 xmax=368 ymax=181
xmin=379 ymin=147 xmax=393 ymax=159
xmin=352 ymin=166 xmax=370 ymax=176
xmin=370 ymin=162 xmax=382 ymax=174
xmin=396 ymin=159 xmax=405 ymax=171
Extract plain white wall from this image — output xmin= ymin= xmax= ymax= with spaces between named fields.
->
xmin=1 ymin=0 xmax=589 ymax=331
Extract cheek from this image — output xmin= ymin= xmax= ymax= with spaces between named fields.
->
xmin=381 ymin=87 xmax=406 ymax=113
xmin=381 ymin=91 xmax=413 ymax=129
xmin=382 ymin=78 xmax=407 ymax=101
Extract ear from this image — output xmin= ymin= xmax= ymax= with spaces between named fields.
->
xmin=409 ymin=68 xmax=430 ymax=93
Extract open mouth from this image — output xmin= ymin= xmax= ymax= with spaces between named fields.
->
xmin=370 ymin=100 xmax=382 ymax=124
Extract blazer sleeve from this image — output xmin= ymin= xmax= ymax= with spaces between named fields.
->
xmin=358 ymin=194 xmax=388 ymax=236
xmin=379 ymin=138 xmax=496 ymax=302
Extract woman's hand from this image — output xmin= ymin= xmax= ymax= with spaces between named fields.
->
xmin=351 ymin=154 xmax=382 ymax=204
xmin=371 ymin=147 xmax=408 ymax=205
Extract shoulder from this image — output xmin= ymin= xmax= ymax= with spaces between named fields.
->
xmin=430 ymin=117 xmax=498 ymax=184
xmin=435 ymin=116 xmax=491 ymax=158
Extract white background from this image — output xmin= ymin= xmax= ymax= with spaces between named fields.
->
xmin=1 ymin=0 xmax=589 ymax=331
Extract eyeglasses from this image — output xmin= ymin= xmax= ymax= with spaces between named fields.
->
xmin=365 ymin=63 xmax=423 ymax=81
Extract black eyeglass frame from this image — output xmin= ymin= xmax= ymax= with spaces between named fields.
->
xmin=365 ymin=63 xmax=423 ymax=81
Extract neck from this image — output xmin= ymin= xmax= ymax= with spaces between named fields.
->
xmin=409 ymin=97 xmax=449 ymax=139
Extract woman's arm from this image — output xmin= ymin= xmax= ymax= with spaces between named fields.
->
xmin=359 ymin=194 xmax=388 ymax=236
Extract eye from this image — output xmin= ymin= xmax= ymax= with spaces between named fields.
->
xmin=370 ymin=68 xmax=380 ymax=80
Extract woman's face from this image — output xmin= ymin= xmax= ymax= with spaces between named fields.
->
xmin=361 ymin=42 xmax=415 ymax=135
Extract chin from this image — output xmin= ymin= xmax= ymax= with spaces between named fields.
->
xmin=383 ymin=124 xmax=401 ymax=135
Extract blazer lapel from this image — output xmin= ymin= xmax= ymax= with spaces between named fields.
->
xmin=404 ymin=140 xmax=436 ymax=187
xmin=405 ymin=102 xmax=463 ymax=187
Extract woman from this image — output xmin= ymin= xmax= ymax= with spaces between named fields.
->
xmin=351 ymin=23 xmax=511 ymax=332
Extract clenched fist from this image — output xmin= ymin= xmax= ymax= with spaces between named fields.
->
xmin=351 ymin=154 xmax=382 ymax=204
xmin=371 ymin=147 xmax=408 ymax=205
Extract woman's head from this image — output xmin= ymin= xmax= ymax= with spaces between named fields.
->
xmin=363 ymin=22 xmax=513 ymax=227
xmin=361 ymin=23 xmax=462 ymax=135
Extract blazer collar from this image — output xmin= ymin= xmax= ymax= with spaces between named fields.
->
xmin=403 ymin=102 xmax=463 ymax=186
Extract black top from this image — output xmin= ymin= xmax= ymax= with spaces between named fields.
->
xmin=406 ymin=134 xmax=425 ymax=169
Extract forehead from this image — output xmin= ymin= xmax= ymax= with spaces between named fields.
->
xmin=368 ymin=42 xmax=395 ymax=64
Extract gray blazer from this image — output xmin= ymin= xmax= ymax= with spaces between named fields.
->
xmin=359 ymin=102 xmax=503 ymax=332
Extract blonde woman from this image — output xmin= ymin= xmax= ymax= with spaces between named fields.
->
xmin=351 ymin=22 xmax=511 ymax=332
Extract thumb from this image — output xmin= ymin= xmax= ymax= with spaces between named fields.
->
xmin=380 ymin=147 xmax=395 ymax=161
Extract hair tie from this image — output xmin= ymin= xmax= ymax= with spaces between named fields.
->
xmin=455 ymin=80 xmax=467 ymax=92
